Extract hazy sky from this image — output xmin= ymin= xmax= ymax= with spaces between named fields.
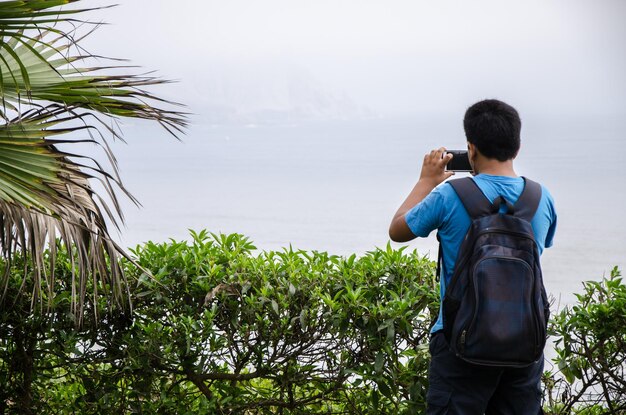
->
xmin=82 ymin=0 xmax=626 ymax=118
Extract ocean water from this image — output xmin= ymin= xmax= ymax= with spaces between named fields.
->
xmin=104 ymin=115 xmax=625 ymax=306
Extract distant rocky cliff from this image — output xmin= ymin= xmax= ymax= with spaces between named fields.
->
xmin=191 ymin=61 xmax=374 ymax=124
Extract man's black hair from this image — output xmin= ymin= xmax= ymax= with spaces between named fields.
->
xmin=463 ymin=99 xmax=521 ymax=161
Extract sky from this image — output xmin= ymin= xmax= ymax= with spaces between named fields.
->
xmin=81 ymin=0 xmax=626 ymax=118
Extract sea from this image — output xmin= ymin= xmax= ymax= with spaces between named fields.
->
xmin=102 ymin=114 xmax=625 ymax=310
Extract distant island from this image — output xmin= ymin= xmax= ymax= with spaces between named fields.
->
xmin=192 ymin=60 xmax=376 ymax=125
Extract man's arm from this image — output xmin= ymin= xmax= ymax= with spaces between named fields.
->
xmin=388 ymin=147 xmax=454 ymax=242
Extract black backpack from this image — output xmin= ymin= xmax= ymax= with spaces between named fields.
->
xmin=440 ymin=177 xmax=550 ymax=367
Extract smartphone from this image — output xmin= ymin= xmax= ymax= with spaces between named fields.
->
xmin=445 ymin=150 xmax=473 ymax=172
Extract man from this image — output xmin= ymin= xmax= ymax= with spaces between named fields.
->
xmin=388 ymin=99 xmax=557 ymax=414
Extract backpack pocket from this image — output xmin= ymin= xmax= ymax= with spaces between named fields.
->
xmin=457 ymin=255 xmax=539 ymax=366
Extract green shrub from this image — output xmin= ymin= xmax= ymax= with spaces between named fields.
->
xmin=1 ymin=231 xmax=438 ymax=414
xmin=119 ymin=230 xmax=439 ymax=414
xmin=0 ymin=231 xmax=623 ymax=414
xmin=544 ymin=267 xmax=626 ymax=414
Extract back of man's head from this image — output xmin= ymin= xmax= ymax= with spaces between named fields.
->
xmin=463 ymin=99 xmax=521 ymax=161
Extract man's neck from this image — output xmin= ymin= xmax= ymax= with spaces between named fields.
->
xmin=475 ymin=159 xmax=517 ymax=177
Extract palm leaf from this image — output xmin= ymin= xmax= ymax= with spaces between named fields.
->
xmin=0 ymin=0 xmax=188 ymax=320
xmin=0 ymin=26 xmax=187 ymax=135
xmin=0 ymin=107 xmax=138 ymax=320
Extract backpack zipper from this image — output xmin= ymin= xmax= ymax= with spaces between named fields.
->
xmin=459 ymin=329 xmax=467 ymax=354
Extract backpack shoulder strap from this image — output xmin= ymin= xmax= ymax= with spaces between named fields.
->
xmin=436 ymin=177 xmax=489 ymax=281
xmin=448 ymin=177 xmax=492 ymax=219
xmin=513 ymin=177 xmax=542 ymax=221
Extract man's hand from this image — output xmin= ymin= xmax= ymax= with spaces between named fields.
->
xmin=419 ymin=147 xmax=455 ymax=187
xmin=388 ymin=148 xmax=454 ymax=242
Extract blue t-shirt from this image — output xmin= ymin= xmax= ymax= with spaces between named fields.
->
xmin=404 ymin=174 xmax=557 ymax=334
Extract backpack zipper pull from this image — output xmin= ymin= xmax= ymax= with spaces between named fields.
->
xmin=460 ymin=329 xmax=467 ymax=353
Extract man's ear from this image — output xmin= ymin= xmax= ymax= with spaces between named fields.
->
xmin=467 ymin=142 xmax=479 ymax=174
xmin=467 ymin=142 xmax=475 ymax=158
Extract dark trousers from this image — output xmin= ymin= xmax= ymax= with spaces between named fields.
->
xmin=427 ymin=331 xmax=544 ymax=415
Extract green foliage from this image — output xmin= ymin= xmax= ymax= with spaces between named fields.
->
xmin=0 ymin=232 xmax=623 ymax=414
xmin=544 ymin=267 xmax=626 ymax=414
xmin=0 ymin=231 xmax=438 ymax=414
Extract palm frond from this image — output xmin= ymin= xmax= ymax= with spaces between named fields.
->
xmin=0 ymin=26 xmax=187 ymax=135
xmin=0 ymin=0 xmax=189 ymax=320
xmin=0 ymin=106 xmax=131 ymax=215
xmin=0 ymin=1 xmax=98 ymax=38
xmin=0 ymin=107 xmax=136 ymax=321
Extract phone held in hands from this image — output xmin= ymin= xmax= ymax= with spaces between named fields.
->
xmin=445 ymin=150 xmax=473 ymax=172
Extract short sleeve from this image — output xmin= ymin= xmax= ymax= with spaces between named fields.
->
xmin=543 ymin=188 xmax=557 ymax=248
xmin=404 ymin=187 xmax=446 ymax=238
